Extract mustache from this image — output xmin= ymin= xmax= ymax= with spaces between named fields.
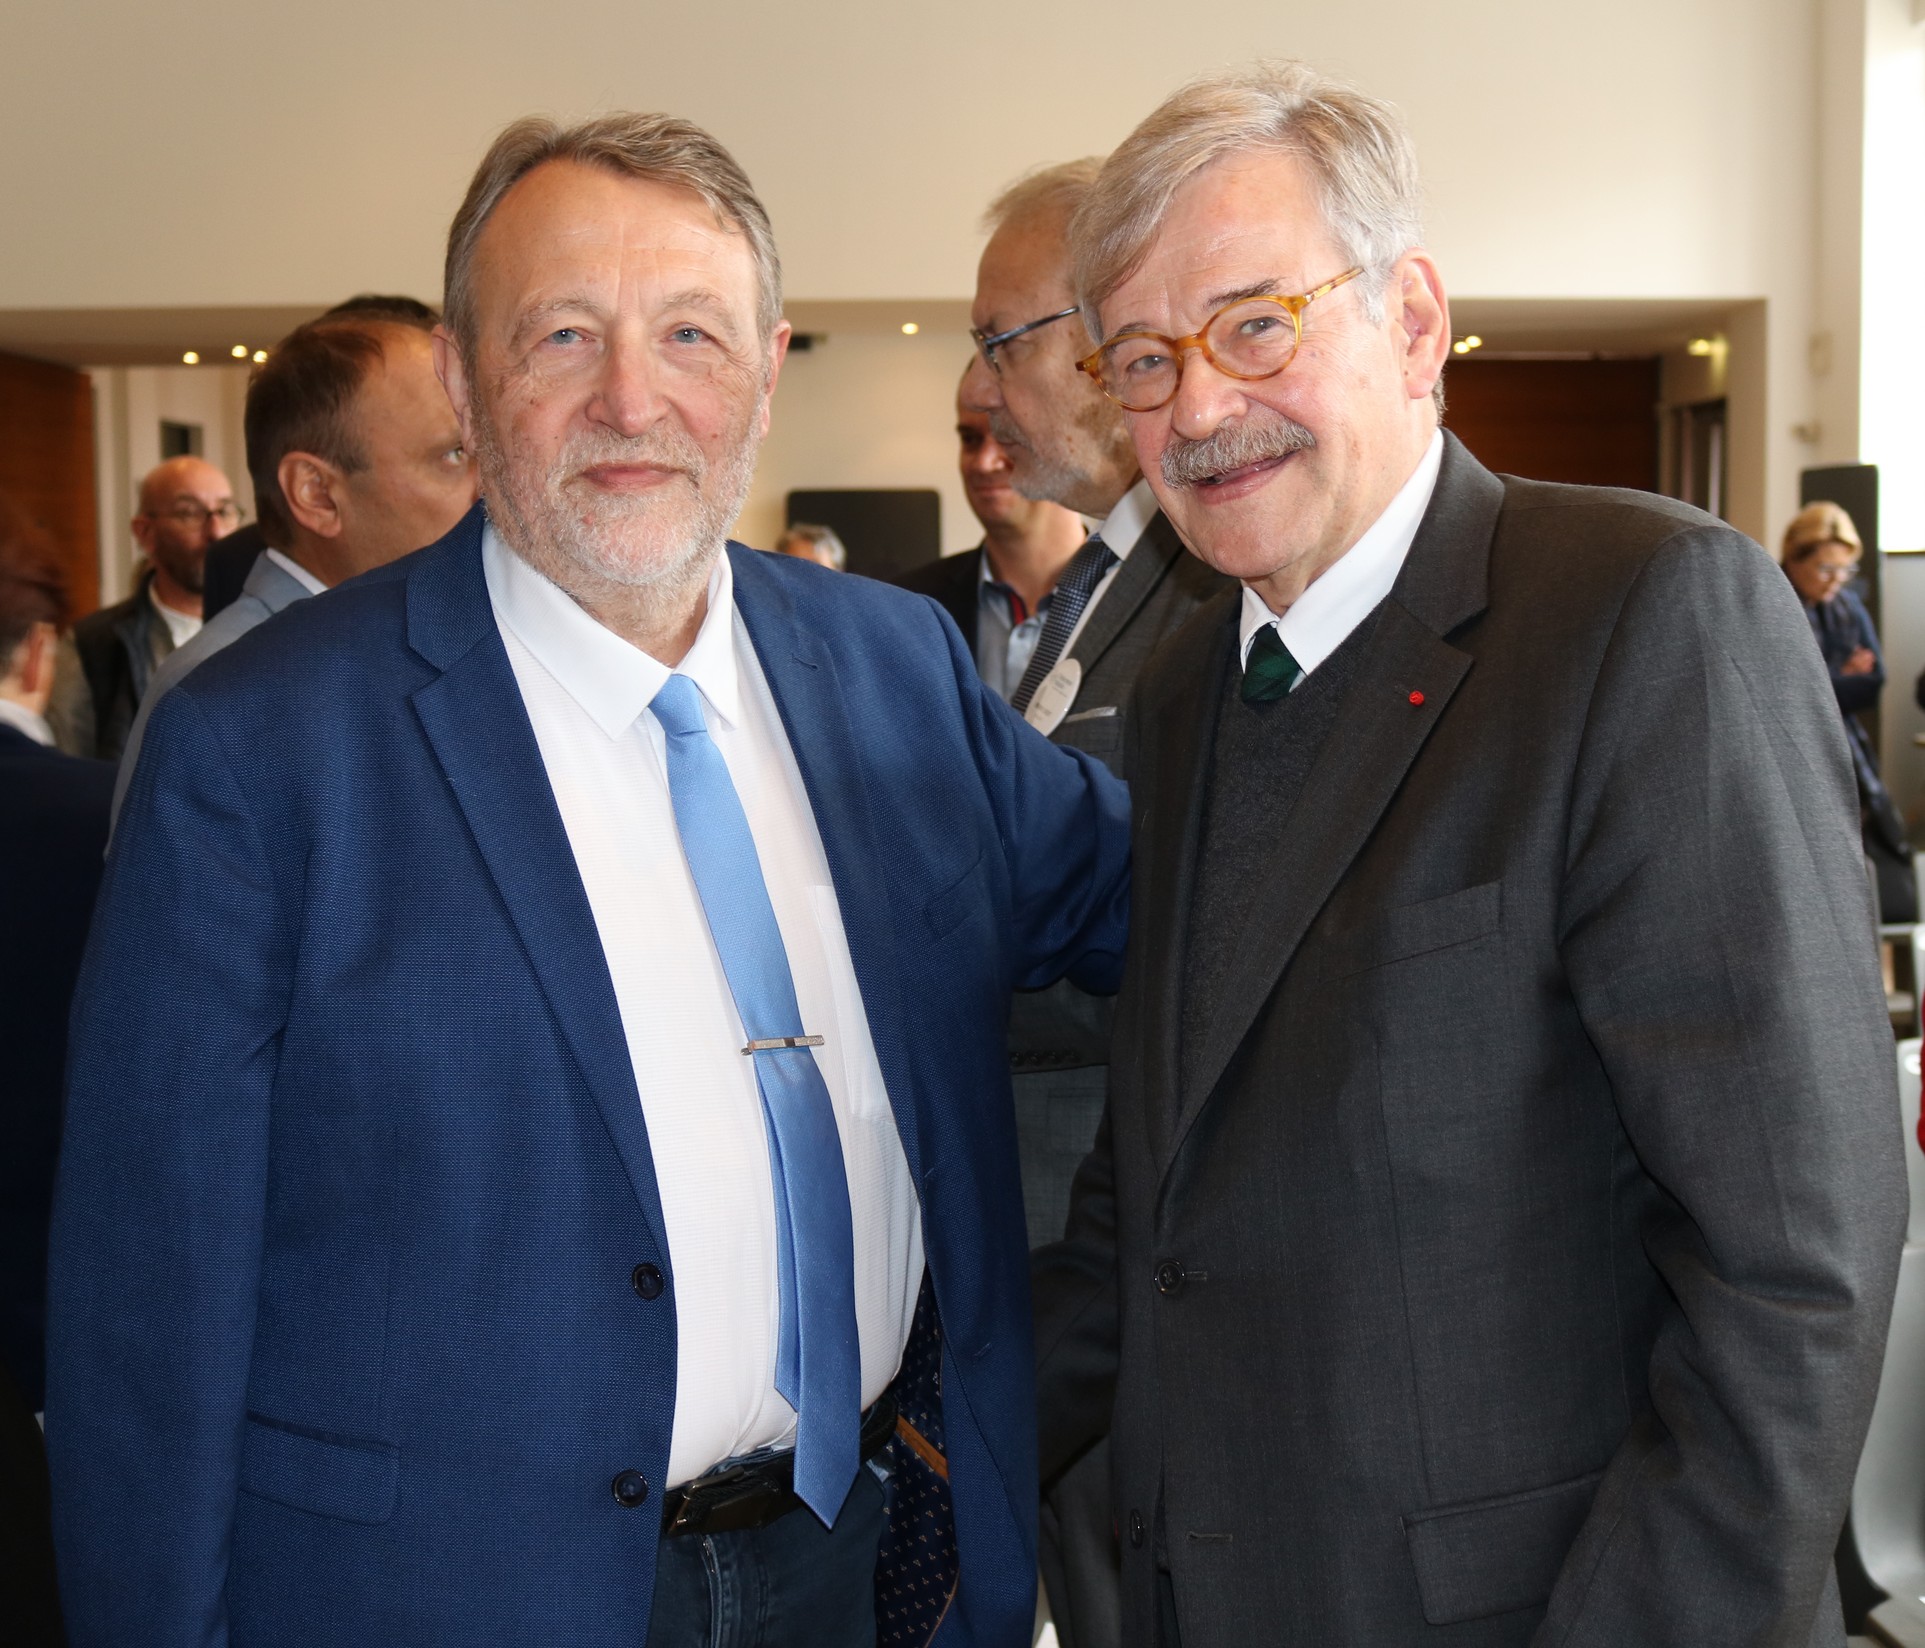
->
xmin=560 ymin=425 xmax=707 ymax=485
xmin=1162 ymin=413 xmax=1315 ymax=489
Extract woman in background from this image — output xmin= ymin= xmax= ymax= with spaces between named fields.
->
xmin=1784 ymin=500 xmax=1914 ymax=920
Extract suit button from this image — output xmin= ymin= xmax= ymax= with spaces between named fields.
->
xmin=631 ymin=1263 xmax=664 ymax=1300
xmin=611 ymin=1469 xmax=650 ymax=1508
xmin=1128 ymin=1509 xmax=1144 ymax=1548
xmin=1154 ymin=1259 xmax=1187 ymax=1296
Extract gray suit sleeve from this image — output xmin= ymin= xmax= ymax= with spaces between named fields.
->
xmin=1544 ymin=526 xmax=1908 ymax=1645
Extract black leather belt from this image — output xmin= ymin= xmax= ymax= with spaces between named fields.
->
xmin=660 ymin=1395 xmax=897 ymax=1537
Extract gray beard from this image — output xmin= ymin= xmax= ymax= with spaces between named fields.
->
xmin=473 ymin=399 xmax=762 ymax=604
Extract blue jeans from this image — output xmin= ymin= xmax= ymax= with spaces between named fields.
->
xmin=645 ymin=1464 xmax=887 ymax=1647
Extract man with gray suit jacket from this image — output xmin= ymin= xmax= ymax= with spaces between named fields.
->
xmin=1033 ymin=62 xmax=1909 ymax=1646
xmin=939 ymin=160 xmax=1225 ymax=1648
xmin=113 ymin=304 xmax=476 ymax=823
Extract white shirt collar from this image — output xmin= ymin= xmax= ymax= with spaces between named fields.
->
xmin=1093 ymin=475 xmax=1156 ymax=559
xmin=264 ymin=547 xmax=329 ymax=596
xmin=1238 ymin=429 xmax=1444 ymax=678
xmin=0 ymin=698 xmax=53 ymax=746
xmin=481 ymin=521 xmax=740 ymax=739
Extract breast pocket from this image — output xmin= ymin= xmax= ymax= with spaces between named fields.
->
xmin=1326 ymin=881 xmax=1502 ymax=980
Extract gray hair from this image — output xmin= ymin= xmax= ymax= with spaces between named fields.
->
xmin=982 ymin=157 xmax=1106 ymax=237
xmin=775 ymin=521 xmax=847 ymax=571
xmin=1072 ymin=62 xmax=1424 ymax=330
xmin=443 ymin=112 xmax=783 ymax=360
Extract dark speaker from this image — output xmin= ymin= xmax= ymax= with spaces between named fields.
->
xmin=785 ymin=489 xmax=940 ymax=581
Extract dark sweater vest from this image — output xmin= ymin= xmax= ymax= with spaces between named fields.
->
xmin=1181 ymin=607 xmax=1385 ymax=1073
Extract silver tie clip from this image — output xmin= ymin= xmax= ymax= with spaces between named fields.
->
xmin=741 ymin=1035 xmax=826 ymax=1055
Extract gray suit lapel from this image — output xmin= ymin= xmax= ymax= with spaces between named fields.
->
xmin=1066 ymin=509 xmax=1183 ymax=677
xmin=1132 ymin=593 xmax=1238 ymax=1171
xmin=239 ymin=551 xmax=318 ymax=615
xmin=1161 ymin=436 xmax=1503 ymax=1181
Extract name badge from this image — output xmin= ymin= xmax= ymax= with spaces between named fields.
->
xmin=1024 ymin=658 xmax=1082 ymax=737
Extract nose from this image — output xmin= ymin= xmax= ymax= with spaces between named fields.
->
xmin=959 ymin=348 xmax=1003 ymax=414
xmin=590 ymin=327 xmax=667 ymax=437
xmin=1166 ymin=348 xmax=1250 ymax=446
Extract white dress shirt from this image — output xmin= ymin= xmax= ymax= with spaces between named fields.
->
xmin=1060 ymin=474 xmax=1157 ymax=658
xmin=0 ymin=698 xmax=53 ymax=745
xmin=1237 ymin=430 xmax=1445 ymax=681
xmin=483 ymin=524 xmax=923 ymax=1487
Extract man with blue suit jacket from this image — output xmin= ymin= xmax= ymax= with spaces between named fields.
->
xmin=48 ymin=112 xmax=1128 ymax=1648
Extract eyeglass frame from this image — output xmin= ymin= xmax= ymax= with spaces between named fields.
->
xmin=144 ymin=500 xmax=244 ymax=529
xmin=970 ymin=306 xmax=1081 ymax=373
xmin=1075 ymin=267 xmax=1364 ymax=411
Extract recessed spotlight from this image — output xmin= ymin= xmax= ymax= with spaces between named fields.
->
xmin=1451 ymin=340 xmax=1470 ymax=355
xmin=900 ymin=322 xmax=920 ymax=336
xmin=1686 ymin=337 xmax=1716 ymax=357
xmin=231 ymin=344 xmax=249 ymax=358
xmin=252 ymin=350 xmax=268 ymax=363
xmin=181 ymin=350 xmax=200 ymax=365
xmin=1463 ymin=335 xmax=1482 ymax=350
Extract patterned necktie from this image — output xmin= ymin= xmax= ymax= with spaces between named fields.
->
xmin=1009 ymin=532 xmax=1119 ymax=714
xmin=1242 ymin=624 xmax=1303 ymax=703
xmin=649 ymin=673 xmax=862 ymax=1525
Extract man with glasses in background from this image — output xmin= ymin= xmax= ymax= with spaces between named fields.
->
xmin=1032 ymin=62 xmax=1907 ymax=1645
xmin=47 ymin=455 xmax=238 ymax=761
xmin=944 ymin=160 xmax=1223 ymax=1648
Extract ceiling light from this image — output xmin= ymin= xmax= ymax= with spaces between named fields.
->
xmin=181 ymin=350 xmax=199 ymax=365
xmin=900 ymin=322 xmax=919 ymax=336
xmin=252 ymin=350 xmax=268 ymax=363
xmin=231 ymin=344 xmax=249 ymax=358
xmin=1686 ymin=337 xmax=1715 ymax=357
xmin=1451 ymin=340 xmax=1470 ymax=355
xmin=1463 ymin=335 xmax=1483 ymax=350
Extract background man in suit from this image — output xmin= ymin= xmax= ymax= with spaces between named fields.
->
xmin=947 ymin=161 xmax=1226 ymax=1648
xmin=0 ymin=492 xmax=109 ymax=1644
xmin=49 ymin=111 xmax=1128 ymax=1648
xmin=46 ymin=455 xmax=235 ymax=760
xmin=1034 ymin=62 xmax=1908 ymax=1647
xmin=896 ymin=387 xmax=1086 ymax=667
xmin=112 ymin=302 xmax=477 ymax=822
xmin=200 ymin=297 xmax=449 ymax=622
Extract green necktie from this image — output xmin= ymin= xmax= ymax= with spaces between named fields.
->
xmin=1242 ymin=624 xmax=1303 ymax=703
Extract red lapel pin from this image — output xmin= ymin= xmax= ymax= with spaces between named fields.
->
xmin=1408 ymin=690 xmax=1426 ymax=707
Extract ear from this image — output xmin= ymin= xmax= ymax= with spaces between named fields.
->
xmin=11 ymin=621 xmax=56 ymax=696
xmin=129 ymin=512 xmax=155 ymax=555
xmin=279 ymin=452 xmax=346 ymax=540
xmin=1393 ymin=250 xmax=1451 ymax=407
xmin=756 ymin=320 xmax=793 ymax=440
xmin=433 ymin=325 xmax=477 ymax=449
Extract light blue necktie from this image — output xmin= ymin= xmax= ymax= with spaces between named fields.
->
xmin=649 ymin=673 xmax=861 ymax=1525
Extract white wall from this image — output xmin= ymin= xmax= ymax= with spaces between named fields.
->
xmin=747 ymin=323 xmax=979 ymax=559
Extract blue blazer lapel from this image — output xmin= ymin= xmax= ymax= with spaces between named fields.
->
xmin=402 ymin=510 xmax=673 ymax=1265
xmin=728 ymin=546 xmax=925 ymax=1189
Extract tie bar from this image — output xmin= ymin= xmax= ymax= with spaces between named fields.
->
xmin=742 ymin=1035 xmax=826 ymax=1055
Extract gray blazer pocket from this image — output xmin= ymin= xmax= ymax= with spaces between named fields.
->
xmin=240 ymin=1414 xmax=399 ymax=1526
xmin=1329 ymin=880 xmax=1501 ymax=979
xmin=924 ymin=850 xmax=986 ymax=941
xmin=1402 ymin=1469 xmax=1601 ymax=1625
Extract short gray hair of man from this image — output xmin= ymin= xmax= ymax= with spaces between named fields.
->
xmin=1072 ymin=62 xmax=1424 ymax=331
xmin=443 ymin=112 xmax=783 ymax=361
xmin=982 ymin=157 xmax=1106 ymax=238
xmin=775 ymin=521 xmax=848 ymax=571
